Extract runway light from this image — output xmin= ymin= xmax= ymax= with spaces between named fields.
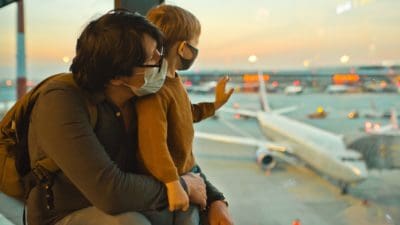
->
xmin=5 ymin=79 xmax=13 ymax=86
xmin=248 ymin=55 xmax=258 ymax=64
xmin=26 ymin=80 xmax=35 ymax=87
xmin=62 ymin=56 xmax=70 ymax=63
xmin=380 ymin=81 xmax=387 ymax=88
xmin=340 ymin=55 xmax=350 ymax=64
xmin=303 ymin=60 xmax=310 ymax=68
xmin=336 ymin=1 xmax=352 ymax=14
xmin=292 ymin=219 xmax=301 ymax=225
xmin=183 ymin=80 xmax=192 ymax=87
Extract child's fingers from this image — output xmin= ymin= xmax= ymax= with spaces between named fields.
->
xmin=228 ymin=88 xmax=234 ymax=96
xmin=182 ymin=202 xmax=190 ymax=211
xmin=218 ymin=76 xmax=229 ymax=85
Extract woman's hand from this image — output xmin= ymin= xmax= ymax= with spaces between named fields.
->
xmin=214 ymin=76 xmax=234 ymax=110
xmin=208 ymin=200 xmax=234 ymax=225
xmin=181 ymin=173 xmax=207 ymax=209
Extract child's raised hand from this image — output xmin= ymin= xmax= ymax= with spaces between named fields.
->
xmin=166 ymin=180 xmax=190 ymax=211
xmin=214 ymin=76 xmax=234 ymax=110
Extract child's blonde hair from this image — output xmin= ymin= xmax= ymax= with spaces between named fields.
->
xmin=147 ymin=4 xmax=201 ymax=54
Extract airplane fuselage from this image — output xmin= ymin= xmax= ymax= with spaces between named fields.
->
xmin=256 ymin=111 xmax=368 ymax=184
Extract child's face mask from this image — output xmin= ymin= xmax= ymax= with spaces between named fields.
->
xmin=178 ymin=42 xmax=198 ymax=70
xmin=124 ymin=58 xmax=168 ymax=96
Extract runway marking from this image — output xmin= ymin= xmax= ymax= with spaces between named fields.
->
xmin=218 ymin=117 xmax=254 ymax=139
xmin=0 ymin=214 xmax=14 ymax=225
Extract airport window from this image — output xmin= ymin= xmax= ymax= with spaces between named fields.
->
xmin=0 ymin=1 xmax=399 ymax=225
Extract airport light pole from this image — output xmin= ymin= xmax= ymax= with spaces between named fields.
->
xmin=17 ymin=0 xmax=27 ymax=99
xmin=115 ymin=0 xmax=164 ymax=15
xmin=0 ymin=0 xmax=26 ymax=99
xmin=114 ymin=0 xmax=121 ymax=8
xmin=17 ymin=0 xmax=26 ymax=99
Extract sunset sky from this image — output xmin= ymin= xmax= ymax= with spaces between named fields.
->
xmin=0 ymin=0 xmax=399 ymax=79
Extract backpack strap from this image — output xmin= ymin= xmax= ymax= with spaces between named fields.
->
xmin=25 ymin=74 xmax=98 ymax=210
xmin=35 ymin=73 xmax=98 ymax=173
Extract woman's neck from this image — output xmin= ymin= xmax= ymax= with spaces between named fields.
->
xmin=104 ymin=84 xmax=134 ymax=109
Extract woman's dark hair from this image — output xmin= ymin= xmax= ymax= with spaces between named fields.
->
xmin=70 ymin=9 xmax=163 ymax=91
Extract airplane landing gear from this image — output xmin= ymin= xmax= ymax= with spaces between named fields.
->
xmin=340 ymin=182 xmax=349 ymax=195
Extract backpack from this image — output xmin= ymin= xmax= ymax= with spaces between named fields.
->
xmin=0 ymin=73 xmax=97 ymax=200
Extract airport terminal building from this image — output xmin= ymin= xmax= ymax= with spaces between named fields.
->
xmin=180 ymin=65 xmax=400 ymax=94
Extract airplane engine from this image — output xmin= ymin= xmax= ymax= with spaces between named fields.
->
xmin=256 ymin=148 xmax=276 ymax=170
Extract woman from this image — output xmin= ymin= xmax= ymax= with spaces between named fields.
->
xmin=27 ymin=10 xmax=229 ymax=225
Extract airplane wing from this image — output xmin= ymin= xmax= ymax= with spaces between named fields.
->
xmin=195 ymin=131 xmax=288 ymax=152
xmin=271 ymin=106 xmax=298 ymax=115
xmin=219 ymin=107 xmax=258 ymax=117
xmin=219 ymin=104 xmax=297 ymax=117
xmin=195 ymin=131 xmax=298 ymax=165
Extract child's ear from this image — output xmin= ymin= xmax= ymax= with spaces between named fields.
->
xmin=177 ymin=41 xmax=186 ymax=55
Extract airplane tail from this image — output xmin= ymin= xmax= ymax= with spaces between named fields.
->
xmin=258 ymin=72 xmax=271 ymax=112
xmin=390 ymin=108 xmax=398 ymax=130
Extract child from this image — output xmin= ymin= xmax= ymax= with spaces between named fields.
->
xmin=135 ymin=4 xmax=234 ymax=225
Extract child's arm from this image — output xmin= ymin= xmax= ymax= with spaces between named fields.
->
xmin=191 ymin=76 xmax=234 ymax=122
xmin=165 ymin=180 xmax=189 ymax=211
xmin=136 ymin=93 xmax=189 ymax=211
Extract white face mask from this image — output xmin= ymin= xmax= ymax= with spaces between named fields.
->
xmin=124 ymin=58 xmax=168 ymax=96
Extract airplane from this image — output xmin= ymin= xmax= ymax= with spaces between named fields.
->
xmin=195 ymin=73 xmax=368 ymax=194
xmin=358 ymin=99 xmax=399 ymax=119
xmin=364 ymin=108 xmax=399 ymax=135
xmin=326 ymin=84 xmax=350 ymax=94
xmin=283 ymin=85 xmax=303 ymax=95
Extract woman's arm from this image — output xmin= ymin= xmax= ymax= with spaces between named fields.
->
xmin=192 ymin=165 xmax=234 ymax=225
xmin=32 ymin=83 xmax=167 ymax=214
xmin=191 ymin=165 xmax=226 ymax=206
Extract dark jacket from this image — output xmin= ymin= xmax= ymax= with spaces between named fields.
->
xmin=27 ymin=75 xmax=224 ymax=225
